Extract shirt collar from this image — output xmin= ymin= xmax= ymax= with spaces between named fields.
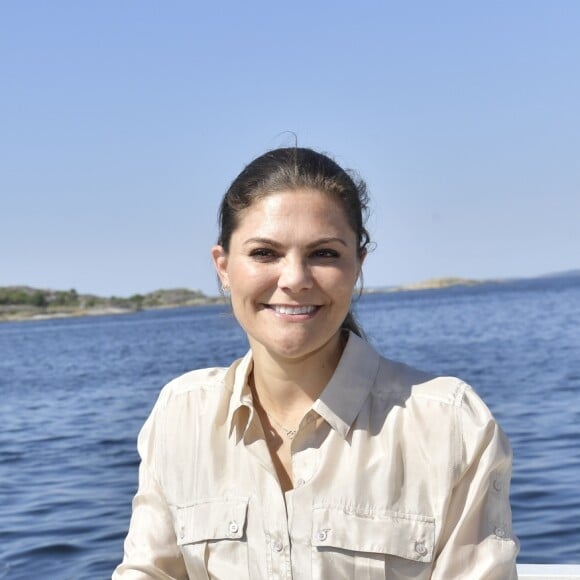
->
xmin=313 ymin=332 xmax=380 ymax=439
xmin=226 ymin=350 xmax=255 ymax=439
xmin=226 ymin=332 xmax=380 ymax=440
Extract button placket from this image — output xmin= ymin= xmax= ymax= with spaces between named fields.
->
xmin=261 ymin=479 xmax=291 ymax=576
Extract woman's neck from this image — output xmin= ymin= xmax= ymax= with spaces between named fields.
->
xmin=249 ymin=332 xmax=346 ymax=421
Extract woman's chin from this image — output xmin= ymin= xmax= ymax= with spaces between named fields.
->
xmin=250 ymin=329 xmax=342 ymax=363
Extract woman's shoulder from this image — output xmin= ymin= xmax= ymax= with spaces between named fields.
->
xmin=165 ymin=366 xmax=229 ymax=392
xmin=155 ymin=358 xmax=243 ymax=407
xmin=375 ymin=354 xmax=494 ymax=423
xmin=373 ymin=355 xmax=509 ymax=476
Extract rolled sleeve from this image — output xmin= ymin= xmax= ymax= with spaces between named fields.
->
xmin=432 ymin=386 xmax=519 ymax=579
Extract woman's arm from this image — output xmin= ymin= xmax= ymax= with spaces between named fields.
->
xmin=432 ymin=387 xmax=519 ymax=579
xmin=113 ymin=406 xmax=188 ymax=579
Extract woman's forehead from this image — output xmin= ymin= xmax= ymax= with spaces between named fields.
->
xmin=234 ymin=190 xmax=353 ymax=234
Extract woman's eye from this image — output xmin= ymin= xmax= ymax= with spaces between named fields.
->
xmin=249 ymin=248 xmax=277 ymax=260
xmin=312 ymin=249 xmax=339 ymax=259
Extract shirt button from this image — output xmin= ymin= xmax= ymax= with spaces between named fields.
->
xmin=272 ymin=539 xmax=283 ymax=552
xmin=317 ymin=530 xmax=328 ymax=542
xmin=179 ymin=526 xmax=185 ymax=539
xmin=415 ymin=541 xmax=427 ymax=556
xmin=295 ymin=478 xmax=305 ymax=488
xmin=228 ymin=521 xmax=239 ymax=535
xmin=493 ymin=479 xmax=503 ymax=492
xmin=495 ymin=527 xmax=506 ymax=538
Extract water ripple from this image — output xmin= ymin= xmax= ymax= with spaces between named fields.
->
xmin=1 ymin=279 xmax=579 ymax=576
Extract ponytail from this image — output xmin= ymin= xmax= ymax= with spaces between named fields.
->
xmin=341 ymin=311 xmax=366 ymax=339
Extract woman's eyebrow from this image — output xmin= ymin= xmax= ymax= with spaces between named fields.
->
xmin=243 ymin=237 xmax=283 ymax=247
xmin=306 ymin=237 xmax=348 ymax=248
xmin=243 ymin=237 xmax=347 ymax=248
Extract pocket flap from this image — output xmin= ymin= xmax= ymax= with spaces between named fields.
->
xmin=175 ymin=497 xmax=249 ymax=545
xmin=311 ymin=506 xmax=435 ymax=562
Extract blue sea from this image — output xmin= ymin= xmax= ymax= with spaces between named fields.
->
xmin=1 ymin=275 xmax=579 ymax=578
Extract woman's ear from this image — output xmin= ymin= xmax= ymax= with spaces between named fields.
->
xmin=357 ymin=249 xmax=367 ymax=280
xmin=359 ymin=248 xmax=367 ymax=265
xmin=352 ymin=249 xmax=366 ymax=294
xmin=211 ymin=245 xmax=229 ymax=289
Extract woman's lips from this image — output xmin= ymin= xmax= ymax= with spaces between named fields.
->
xmin=265 ymin=304 xmax=320 ymax=315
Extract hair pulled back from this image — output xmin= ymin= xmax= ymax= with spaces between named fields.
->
xmin=217 ymin=147 xmax=371 ymax=337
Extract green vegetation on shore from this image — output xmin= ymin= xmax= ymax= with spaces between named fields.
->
xmin=0 ymin=286 xmax=224 ymax=322
xmin=0 ymin=278 xmax=479 ymax=322
xmin=4 ymin=271 xmax=576 ymax=322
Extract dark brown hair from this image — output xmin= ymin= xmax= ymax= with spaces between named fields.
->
xmin=217 ymin=147 xmax=371 ymax=337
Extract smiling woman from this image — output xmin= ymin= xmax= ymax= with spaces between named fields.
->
xmin=211 ymin=190 xmax=361 ymax=365
xmin=114 ymin=148 xmax=519 ymax=579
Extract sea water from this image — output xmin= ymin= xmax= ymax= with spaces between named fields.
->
xmin=0 ymin=275 xmax=579 ymax=578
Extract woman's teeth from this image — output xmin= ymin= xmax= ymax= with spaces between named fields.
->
xmin=271 ymin=305 xmax=317 ymax=315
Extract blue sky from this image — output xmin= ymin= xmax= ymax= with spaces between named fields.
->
xmin=1 ymin=1 xmax=578 ymax=296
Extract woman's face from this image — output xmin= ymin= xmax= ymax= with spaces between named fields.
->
xmin=212 ymin=189 xmax=362 ymax=362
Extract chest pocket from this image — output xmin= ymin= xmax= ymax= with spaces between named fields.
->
xmin=311 ymin=506 xmax=435 ymax=580
xmin=174 ymin=497 xmax=249 ymax=580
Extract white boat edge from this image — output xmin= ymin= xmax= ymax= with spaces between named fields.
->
xmin=518 ymin=564 xmax=580 ymax=579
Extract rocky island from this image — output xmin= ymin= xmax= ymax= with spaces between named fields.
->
xmin=390 ymin=277 xmax=482 ymax=291
xmin=0 ymin=286 xmax=225 ymax=322
xmin=0 ymin=278 xmax=480 ymax=323
xmin=4 ymin=271 xmax=575 ymax=322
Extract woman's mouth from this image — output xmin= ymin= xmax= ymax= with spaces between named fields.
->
xmin=265 ymin=304 xmax=320 ymax=316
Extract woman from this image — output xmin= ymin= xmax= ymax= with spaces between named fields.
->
xmin=114 ymin=148 xmax=518 ymax=579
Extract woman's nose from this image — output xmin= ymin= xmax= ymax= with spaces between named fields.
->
xmin=277 ymin=256 xmax=313 ymax=292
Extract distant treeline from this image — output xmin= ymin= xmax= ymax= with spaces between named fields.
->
xmin=0 ymin=288 xmax=81 ymax=308
xmin=0 ymin=286 xmax=214 ymax=311
xmin=0 ymin=287 xmax=145 ymax=309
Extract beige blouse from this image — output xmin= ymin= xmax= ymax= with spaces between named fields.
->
xmin=114 ymin=332 xmax=519 ymax=579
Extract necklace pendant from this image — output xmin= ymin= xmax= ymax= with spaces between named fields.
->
xmin=262 ymin=408 xmax=299 ymax=440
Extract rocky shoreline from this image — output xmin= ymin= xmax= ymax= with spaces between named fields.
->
xmin=0 ymin=278 xmax=485 ymax=323
xmin=0 ymin=287 xmax=226 ymax=323
xmin=5 ymin=271 xmax=576 ymax=322
xmin=390 ymin=276 xmax=482 ymax=291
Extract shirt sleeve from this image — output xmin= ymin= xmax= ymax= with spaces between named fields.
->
xmin=432 ymin=385 xmax=519 ymax=579
xmin=113 ymin=400 xmax=188 ymax=580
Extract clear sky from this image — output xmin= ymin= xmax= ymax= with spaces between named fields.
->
xmin=1 ymin=1 xmax=579 ymax=296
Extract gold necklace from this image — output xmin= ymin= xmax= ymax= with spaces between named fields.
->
xmin=248 ymin=374 xmax=300 ymax=440
xmin=264 ymin=411 xmax=298 ymax=440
